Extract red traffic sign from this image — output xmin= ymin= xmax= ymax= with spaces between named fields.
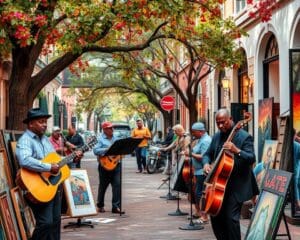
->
xmin=160 ymin=95 xmax=175 ymax=111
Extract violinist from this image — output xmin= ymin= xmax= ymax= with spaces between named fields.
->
xmin=185 ymin=122 xmax=211 ymax=223
xmin=202 ymin=108 xmax=259 ymax=240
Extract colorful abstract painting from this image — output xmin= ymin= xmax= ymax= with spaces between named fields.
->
xmin=290 ymin=49 xmax=300 ymax=217
xmin=258 ymin=98 xmax=273 ymax=162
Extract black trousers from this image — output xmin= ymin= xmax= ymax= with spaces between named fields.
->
xmin=28 ymin=186 xmax=62 ymax=240
xmin=97 ymin=163 xmax=121 ymax=210
xmin=210 ymin=192 xmax=242 ymax=240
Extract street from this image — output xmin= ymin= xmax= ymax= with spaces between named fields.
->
xmin=61 ymin=151 xmax=217 ymax=240
xmin=61 ymin=151 xmax=300 ymax=240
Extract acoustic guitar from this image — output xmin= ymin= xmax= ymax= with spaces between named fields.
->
xmin=99 ymin=155 xmax=121 ymax=171
xmin=203 ymin=112 xmax=252 ymax=216
xmin=16 ymin=136 xmax=97 ymax=204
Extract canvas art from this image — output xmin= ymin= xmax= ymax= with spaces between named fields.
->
xmin=0 ymin=148 xmax=12 ymax=192
xmin=10 ymin=187 xmax=35 ymax=239
xmin=0 ymin=191 xmax=21 ymax=240
xmin=253 ymin=140 xmax=278 ymax=189
xmin=258 ymin=98 xmax=273 ymax=161
xmin=290 ymin=49 xmax=300 ymax=217
xmin=63 ymin=169 xmax=97 ymax=217
xmin=245 ymin=169 xmax=292 ymax=240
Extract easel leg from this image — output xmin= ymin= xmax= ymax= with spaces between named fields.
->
xmin=63 ymin=217 xmax=94 ymax=229
xmin=276 ymin=213 xmax=291 ymax=240
xmin=157 ymin=177 xmax=169 ymax=190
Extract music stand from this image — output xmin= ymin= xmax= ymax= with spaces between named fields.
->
xmin=179 ymin=143 xmax=204 ymax=230
xmin=105 ymin=137 xmax=143 ymax=216
xmin=168 ymin=150 xmax=188 ymax=216
xmin=159 ymin=154 xmax=178 ymax=200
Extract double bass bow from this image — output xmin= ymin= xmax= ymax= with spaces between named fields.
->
xmin=202 ymin=112 xmax=252 ymax=216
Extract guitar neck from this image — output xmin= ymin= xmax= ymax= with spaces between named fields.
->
xmin=57 ymin=140 xmax=95 ymax=168
xmin=58 ymin=152 xmax=77 ymax=168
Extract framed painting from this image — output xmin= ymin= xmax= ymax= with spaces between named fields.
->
xmin=10 ymin=187 xmax=35 ymax=239
xmin=63 ymin=169 xmax=97 ymax=217
xmin=12 ymin=131 xmax=23 ymax=142
xmin=0 ymin=216 xmax=6 ymax=240
xmin=0 ymin=191 xmax=21 ymax=240
xmin=290 ymin=48 xmax=300 ymax=218
xmin=0 ymin=148 xmax=13 ymax=192
xmin=258 ymin=98 xmax=274 ymax=161
xmin=0 ymin=131 xmax=4 ymax=149
xmin=0 ymin=130 xmax=17 ymax=181
xmin=253 ymin=140 xmax=278 ymax=189
xmin=10 ymin=141 xmax=20 ymax=171
xmin=245 ymin=169 xmax=292 ymax=240
xmin=23 ymin=207 xmax=35 ymax=238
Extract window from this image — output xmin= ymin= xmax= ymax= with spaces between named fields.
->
xmin=236 ymin=0 xmax=246 ymax=14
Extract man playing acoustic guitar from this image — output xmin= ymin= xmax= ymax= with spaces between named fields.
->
xmin=93 ymin=121 xmax=124 ymax=214
xmin=202 ymin=108 xmax=259 ymax=240
xmin=16 ymin=108 xmax=82 ymax=240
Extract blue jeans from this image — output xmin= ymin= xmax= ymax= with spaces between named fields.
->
xmin=135 ymin=147 xmax=147 ymax=171
xmin=195 ymin=175 xmax=206 ymax=205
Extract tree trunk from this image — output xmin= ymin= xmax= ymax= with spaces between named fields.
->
xmin=188 ymin=105 xmax=198 ymax=129
xmin=7 ymin=79 xmax=34 ymax=130
xmin=86 ymin=112 xmax=92 ymax=130
xmin=7 ymin=51 xmax=36 ymax=130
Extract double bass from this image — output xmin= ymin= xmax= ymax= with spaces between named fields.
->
xmin=203 ymin=112 xmax=252 ymax=216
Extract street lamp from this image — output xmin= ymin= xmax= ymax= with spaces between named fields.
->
xmin=58 ymin=100 xmax=64 ymax=129
xmin=222 ymin=77 xmax=230 ymax=100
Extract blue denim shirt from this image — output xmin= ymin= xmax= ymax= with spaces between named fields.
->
xmin=192 ymin=133 xmax=212 ymax=176
xmin=93 ymin=133 xmax=119 ymax=156
xmin=16 ymin=129 xmax=55 ymax=172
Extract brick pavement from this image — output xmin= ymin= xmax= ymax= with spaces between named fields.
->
xmin=61 ymin=153 xmax=300 ymax=240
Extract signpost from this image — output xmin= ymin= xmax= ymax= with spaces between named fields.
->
xmin=160 ymin=95 xmax=175 ymax=111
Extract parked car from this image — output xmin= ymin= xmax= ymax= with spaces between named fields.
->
xmin=111 ymin=122 xmax=135 ymax=156
xmin=83 ymin=130 xmax=96 ymax=142
xmin=112 ymin=122 xmax=131 ymax=139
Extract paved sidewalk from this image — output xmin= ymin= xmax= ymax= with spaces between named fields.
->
xmin=61 ymin=153 xmax=300 ymax=240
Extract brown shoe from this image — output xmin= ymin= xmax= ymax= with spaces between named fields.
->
xmin=98 ymin=207 xmax=105 ymax=213
xmin=112 ymin=208 xmax=125 ymax=214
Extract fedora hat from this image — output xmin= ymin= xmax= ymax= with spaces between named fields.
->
xmin=23 ymin=108 xmax=51 ymax=124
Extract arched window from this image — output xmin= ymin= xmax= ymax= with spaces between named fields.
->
xmin=263 ymin=34 xmax=279 ymax=98
xmin=265 ymin=35 xmax=279 ymax=59
xmin=238 ymin=50 xmax=249 ymax=103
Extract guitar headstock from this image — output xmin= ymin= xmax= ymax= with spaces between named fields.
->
xmin=82 ymin=136 xmax=98 ymax=152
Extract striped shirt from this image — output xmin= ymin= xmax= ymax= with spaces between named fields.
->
xmin=16 ymin=129 xmax=55 ymax=172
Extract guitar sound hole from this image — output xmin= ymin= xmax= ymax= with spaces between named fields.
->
xmin=48 ymin=172 xmax=62 ymax=185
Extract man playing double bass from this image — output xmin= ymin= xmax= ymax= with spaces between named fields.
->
xmin=203 ymin=108 xmax=259 ymax=240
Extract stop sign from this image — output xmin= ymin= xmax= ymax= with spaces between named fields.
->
xmin=160 ymin=95 xmax=175 ymax=111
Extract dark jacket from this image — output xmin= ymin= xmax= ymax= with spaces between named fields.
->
xmin=160 ymin=129 xmax=174 ymax=146
xmin=203 ymin=128 xmax=259 ymax=203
